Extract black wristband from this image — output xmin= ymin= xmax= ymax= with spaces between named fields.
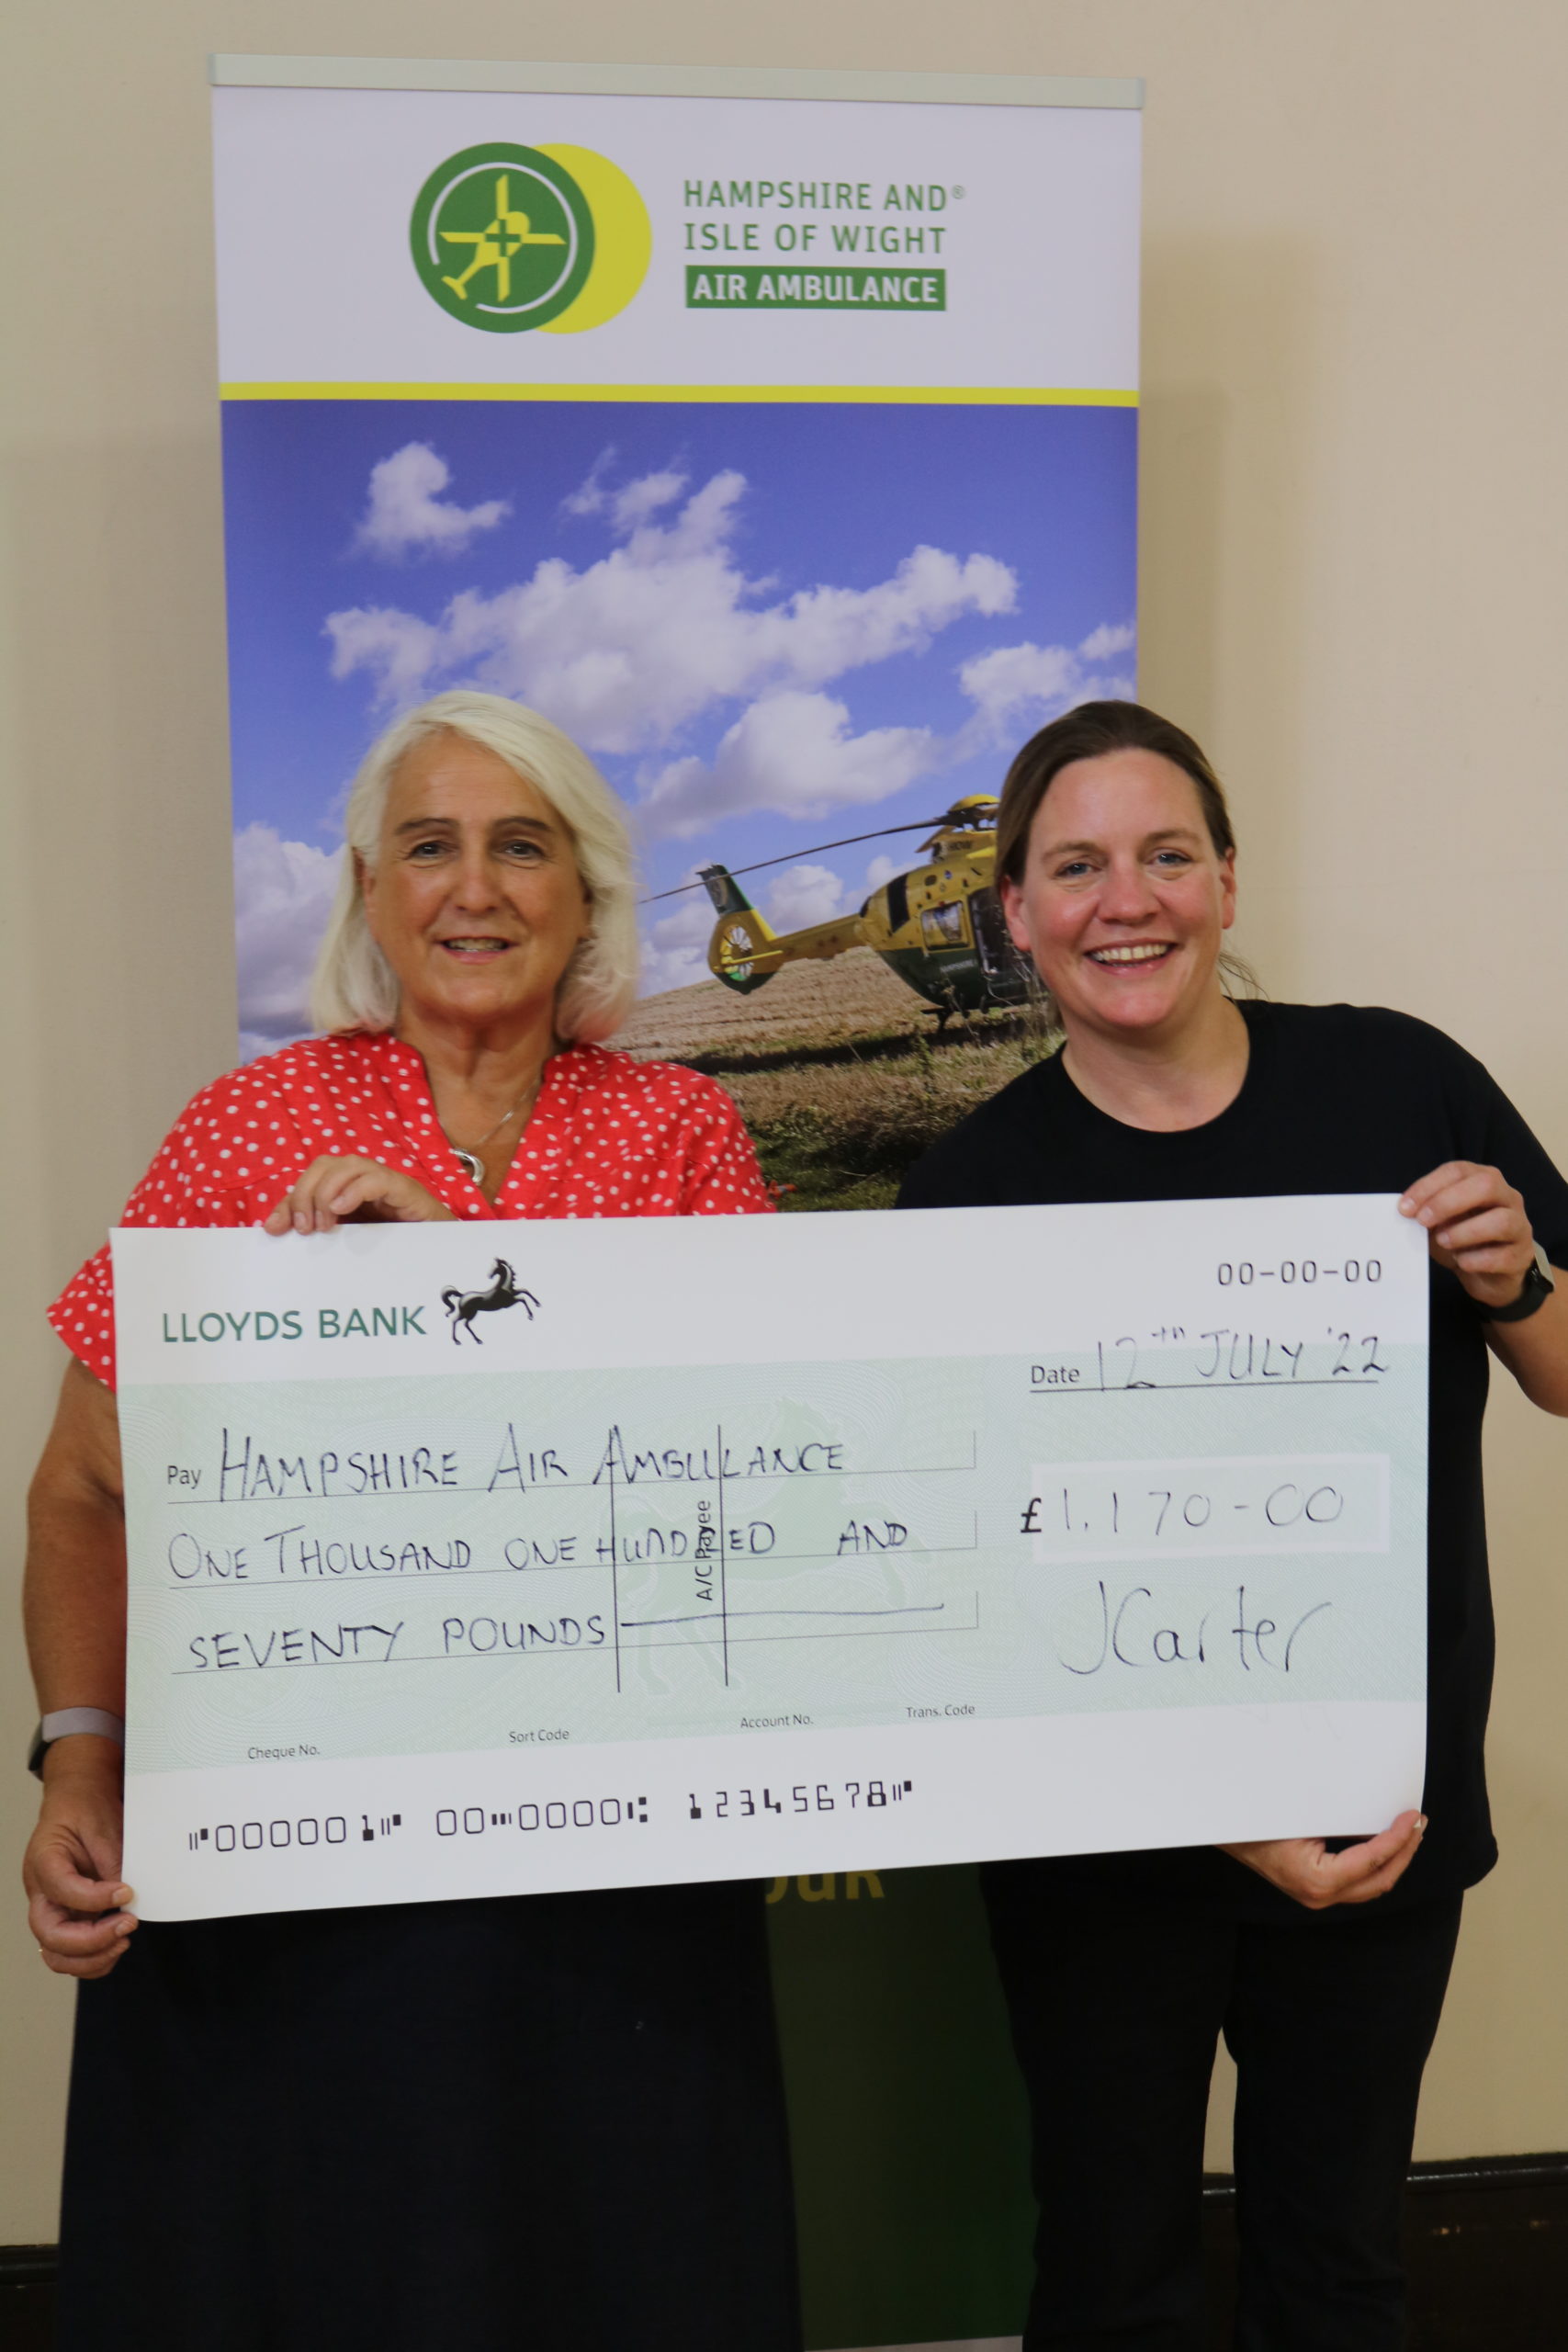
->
xmin=1481 ymin=1250 xmax=1555 ymax=1325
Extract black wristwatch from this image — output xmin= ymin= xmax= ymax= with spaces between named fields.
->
xmin=1481 ymin=1244 xmax=1556 ymax=1325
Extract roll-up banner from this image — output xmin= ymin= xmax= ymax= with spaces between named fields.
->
xmin=209 ymin=58 xmax=1141 ymax=2348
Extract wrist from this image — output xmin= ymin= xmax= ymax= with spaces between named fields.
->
xmin=39 ymin=1752 xmax=125 ymax=1820
xmin=28 ymin=1706 xmax=124 ymax=1779
xmin=38 ymin=1734 xmax=126 ymax=1790
xmin=1476 ymin=1245 xmax=1555 ymax=1324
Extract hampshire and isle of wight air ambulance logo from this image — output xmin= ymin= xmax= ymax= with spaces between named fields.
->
xmin=409 ymin=141 xmax=651 ymax=334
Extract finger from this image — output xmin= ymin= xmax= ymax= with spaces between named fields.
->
xmin=270 ymin=1159 xmax=361 ymax=1234
xmin=30 ymin=1894 xmax=138 ymax=1955
xmin=1411 ymin=1173 xmax=1514 ymax=1234
xmin=41 ymin=1939 xmax=131 ymax=1980
xmin=1429 ymin=1208 xmax=1526 ymax=1256
xmin=1446 ymin=1239 xmax=1531 ymax=1276
xmin=31 ymin=1857 xmax=134 ymax=1914
xmin=321 ymin=1170 xmax=399 ymax=1219
xmin=1316 ymin=1812 xmax=1424 ymax=1894
xmin=1337 ymin=1840 xmax=1424 ymax=1904
xmin=1399 ymin=1164 xmax=1477 ymax=1216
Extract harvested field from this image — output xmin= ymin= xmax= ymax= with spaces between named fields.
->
xmin=613 ymin=945 xmax=916 ymax=1062
xmin=611 ymin=949 xmax=1059 ymax=1211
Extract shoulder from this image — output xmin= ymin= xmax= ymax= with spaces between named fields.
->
xmin=556 ymin=1044 xmax=742 ymax=1125
xmin=146 ymin=1034 xmax=389 ymax=1178
xmin=171 ymin=1034 xmax=381 ymax=1122
xmin=1248 ymin=1000 xmax=1494 ymax=1088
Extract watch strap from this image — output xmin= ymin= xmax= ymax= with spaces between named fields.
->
xmin=1481 ymin=1246 xmax=1556 ymax=1325
xmin=27 ymin=1708 xmax=126 ymax=1778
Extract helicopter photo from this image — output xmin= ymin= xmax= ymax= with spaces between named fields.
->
xmin=666 ymin=797 xmax=1037 ymax=1023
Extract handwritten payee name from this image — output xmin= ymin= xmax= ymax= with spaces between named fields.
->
xmin=196 ymin=1424 xmax=845 ymax=1503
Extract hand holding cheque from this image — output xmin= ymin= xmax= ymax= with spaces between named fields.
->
xmin=1223 ymin=1156 xmax=1555 ymax=1908
xmin=264 ymin=1157 xmax=457 ymax=1234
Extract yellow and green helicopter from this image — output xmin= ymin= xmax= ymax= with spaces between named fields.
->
xmin=674 ymin=796 xmax=1035 ymax=1021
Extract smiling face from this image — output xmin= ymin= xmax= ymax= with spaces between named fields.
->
xmin=360 ymin=729 xmax=592 ymax=1038
xmin=999 ymin=748 xmax=1236 ymax=1047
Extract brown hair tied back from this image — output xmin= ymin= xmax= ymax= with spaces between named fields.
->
xmin=994 ymin=700 xmax=1236 ymax=895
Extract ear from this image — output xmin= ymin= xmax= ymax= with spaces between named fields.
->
xmin=999 ymin=874 xmax=1032 ymax=956
xmin=1218 ymin=849 xmax=1237 ymax=933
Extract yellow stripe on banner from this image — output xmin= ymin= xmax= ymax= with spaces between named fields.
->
xmin=220 ymin=381 xmax=1138 ymax=407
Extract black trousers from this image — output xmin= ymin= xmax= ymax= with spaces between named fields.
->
xmin=983 ymin=1865 xmax=1463 ymax=2352
xmin=59 ymin=1879 xmax=800 ymax=2352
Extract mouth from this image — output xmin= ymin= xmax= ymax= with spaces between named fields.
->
xmin=437 ymin=936 xmax=513 ymax=958
xmin=1086 ymin=942 xmax=1177 ymax=967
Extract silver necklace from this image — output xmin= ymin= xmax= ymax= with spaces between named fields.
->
xmin=444 ymin=1077 xmax=542 ymax=1186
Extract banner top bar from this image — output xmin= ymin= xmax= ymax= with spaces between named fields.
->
xmin=209 ymin=55 xmax=1143 ymax=109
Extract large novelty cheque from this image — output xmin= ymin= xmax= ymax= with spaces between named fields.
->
xmin=115 ymin=1197 xmax=1428 ymax=1919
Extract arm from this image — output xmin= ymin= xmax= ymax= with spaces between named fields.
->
xmin=1400 ymin=1159 xmax=1568 ymax=1415
xmin=1225 ymin=1157 xmax=1568 ymax=1908
xmin=22 ymin=1357 xmax=138 ymax=1977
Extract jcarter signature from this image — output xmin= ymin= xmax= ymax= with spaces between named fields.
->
xmin=1056 ymin=1582 xmax=1332 ymax=1677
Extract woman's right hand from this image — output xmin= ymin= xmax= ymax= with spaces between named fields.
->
xmin=265 ymin=1157 xmax=457 ymax=1234
xmin=24 ymin=1741 xmax=137 ymax=1979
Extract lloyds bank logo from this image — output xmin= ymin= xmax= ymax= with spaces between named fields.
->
xmin=410 ymin=141 xmax=651 ymax=334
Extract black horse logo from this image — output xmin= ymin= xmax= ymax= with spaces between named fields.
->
xmin=441 ymin=1259 xmax=540 ymax=1345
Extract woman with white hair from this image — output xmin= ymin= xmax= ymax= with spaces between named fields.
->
xmin=24 ymin=694 xmax=799 ymax=2351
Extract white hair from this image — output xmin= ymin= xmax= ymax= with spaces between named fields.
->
xmin=310 ymin=691 xmax=639 ymax=1043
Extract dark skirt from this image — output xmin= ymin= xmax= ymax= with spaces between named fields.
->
xmin=58 ymin=1879 xmax=800 ymax=2352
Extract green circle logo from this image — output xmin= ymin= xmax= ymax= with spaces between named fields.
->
xmin=411 ymin=142 xmax=595 ymax=332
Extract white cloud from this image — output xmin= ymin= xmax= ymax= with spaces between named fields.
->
xmin=560 ymin=448 xmax=617 ymax=517
xmin=637 ymin=690 xmax=943 ymax=838
xmin=612 ymin=469 xmax=689 ymax=531
xmin=638 ymin=872 xmax=716 ymax=996
xmin=354 ymin=443 xmax=509 ymax=559
xmin=957 ymin=622 xmax=1138 ymax=746
xmin=864 ymin=853 xmax=899 ymax=893
xmin=233 ymin=823 xmax=342 ymax=1042
xmin=766 ymin=863 xmax=846 ymax=931
xmin=960 ymin=641 xmax=1085 ymax=735
xmin=326 ymin=606 xmax=444 ymax=707
xmin=327 ymin=468 xmax=1017 ymax=763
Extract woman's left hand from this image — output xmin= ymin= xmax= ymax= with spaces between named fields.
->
xmin=1399 ymin=1160 xmax=1534 ymax=1310
xmin=265 ymin=1156 xmax=457 ymax=1235
xmin=1221 ymin=1810 xmax=1426 ymax=1909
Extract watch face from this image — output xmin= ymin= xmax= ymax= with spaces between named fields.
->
xmin=1491 ymin=1259 xmax=1552 ymax=1320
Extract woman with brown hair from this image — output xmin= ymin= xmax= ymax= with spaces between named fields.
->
xmin=900 ymin=699 xmax=1568 ymax=2349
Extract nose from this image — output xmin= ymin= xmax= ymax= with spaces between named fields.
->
xmin=450 ymin=840 xmax=502 ymax=911
xmin=1095 ymin=854 xmax=1159 ymax=924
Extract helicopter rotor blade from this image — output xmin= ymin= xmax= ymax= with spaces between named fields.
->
xmin=640 ymin=815 xmax=976 ymax=905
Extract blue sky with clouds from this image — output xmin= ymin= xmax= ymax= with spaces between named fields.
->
xmin=222 ymin=398 xmax=1135 ymax=1046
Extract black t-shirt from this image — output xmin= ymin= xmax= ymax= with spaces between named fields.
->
xmin=898 ymin=1001 xmax=1568 ymax=1916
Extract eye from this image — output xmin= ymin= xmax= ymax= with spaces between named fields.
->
xmin=1152 ymin=850 xmax=1193 ymax=870
xmin=405 ymin=837 xmax=450 ymax=861
xmin=499 ymin=836 xmax=547 ymax=862
xmin=1053 ymin=858 xmax=1096 ymax=881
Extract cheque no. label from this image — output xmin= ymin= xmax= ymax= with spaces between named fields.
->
xmin=112 ymin=1196 xmax=1429 ymax=1920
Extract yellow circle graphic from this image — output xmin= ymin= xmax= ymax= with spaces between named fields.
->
xmin=535 ymin=144 xmax=652 ymax=334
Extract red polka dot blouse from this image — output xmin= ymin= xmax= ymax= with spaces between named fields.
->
xmin=50 ymin=1032 xmax=772 ymax=1390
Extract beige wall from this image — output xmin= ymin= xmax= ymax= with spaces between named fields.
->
xmin=4 ymin=0 xmax=1566 ymax=2243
